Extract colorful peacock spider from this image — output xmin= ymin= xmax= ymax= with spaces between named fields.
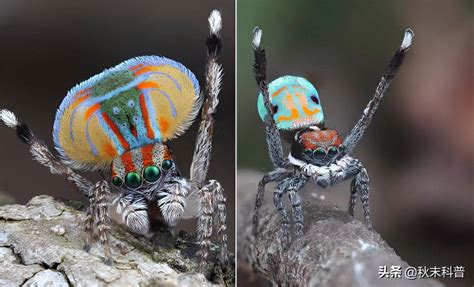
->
xmin=251 ymin=27 xmax=414 ymax=246
xmin=0 ymin=10 xmax=227 ymax=268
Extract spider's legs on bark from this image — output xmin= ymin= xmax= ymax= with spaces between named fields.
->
xmin=196 ymin=179 xmax=228 ymax=268
xmin=353 ymin=167 xmax=371 ymax=229
xmin=312 ymin=156 xmax=373 ymax=229
xmin=84 ymin=180 xmax=113 ymax=265
xmin=349 ymin=179 xmax=358 ymax=217
xmin=274 ymin=174 xmax=309 ymax=248
xmin=287 ymin=175 xmax=309 ymax=236
xmin=253 ymin=169 xmax=292 ymax=237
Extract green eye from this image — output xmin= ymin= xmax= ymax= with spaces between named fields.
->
xmin=143 ymin=165 xmax=161 ymax=182
xmin=162 ymin=160 xmax=173 ymax=170
xmin=303 ymin=149 xmax=313 ymax=155
xmin=112 ymin=176 xmax=123 ymax=187
xmin=125 ymin=171 xmax=142 ymax=189
xmin=314 ymin=148 xmax=326 ymax=157
xmin=328 ymin=146 xmax=338 ymax=157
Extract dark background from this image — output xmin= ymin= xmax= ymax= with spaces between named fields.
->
xmin=0 ymin=0 xmax=235 ymax=251
xmin=238 ymin=0 xmax=472 ymax=286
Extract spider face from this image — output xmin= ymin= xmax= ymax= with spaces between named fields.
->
xmin=291 ymin=127 xmax=344 ymax=166
xmin=111 ymin=142 xmax=177 ymax=190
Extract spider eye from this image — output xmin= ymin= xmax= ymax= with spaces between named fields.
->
xmin=310 ymin=95 xmax=320 ymax=105
xmin=303 ymin=149 xmax=313 ymax=155
xmin=112 ymin=176 xmax=123 ymax=187
xmin=143 ymin=165 xmax=161 ymax=182
xmin=272 ymin=105 xmax=278 ymax=114
xmin=125 ymin=171 xmax=142 ymax=188
xmin=339 ymin=145 xmax=345 ymax=152
xmin=327 ymin=146 xmax=338 ymax=157
xmin=313 ymin=148 xmax=326 ymax=158
xmin=162 ymin=160 xmax=173 ymax=171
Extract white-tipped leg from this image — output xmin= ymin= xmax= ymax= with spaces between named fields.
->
xmin=190 ymin=10 xmax=224 ymax=184
xmin=1 ymin=108 xmax=94 ymax=196
xmin=252 ymin=26 xmax=287 ymax=168
xmin=0 ymin=109 xmax=20 ymax=127
xmin=252 ymin=27 xmax=262 ymax=49
xmin=208 ymin=10 xmax=222 ymax=35
xmin=401 ymin=28 xmax=414 ymax=50
xmin=342 ymin=28 xmax=414 ymax=155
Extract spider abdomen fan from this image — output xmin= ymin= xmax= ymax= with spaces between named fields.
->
xmin=53 ymin=56 xmax=201 ymax=170
xmin=257 ymin=76 xmax=324 ymax=131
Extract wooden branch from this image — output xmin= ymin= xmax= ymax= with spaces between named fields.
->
xmin=237 ymin=170 xmax=444 ymax=287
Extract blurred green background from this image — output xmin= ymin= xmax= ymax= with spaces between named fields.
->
xmin=238 ymin=1 xmax=473 ymax=286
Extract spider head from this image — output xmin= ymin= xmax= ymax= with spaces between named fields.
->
xmin=291 ymin=126 xmax=344 ymax=166
xmin=110 ymin=142 xmax=177 ymax=191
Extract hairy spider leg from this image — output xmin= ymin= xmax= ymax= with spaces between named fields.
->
xmin=253 ymin=169 xmax=292 ymax=237
xmin=190 ymin=10 xmax=228 ymax=267
xmin=295 ymin=156 xmax=373 ymax=229
xmin=195 ymin=180 xmax=228 ymax=268
xmin=0 ymin=109 xmax=115 ymax=261
xmin=274 ymin=174 xmax=309 ymax=248
xmin=252 ymin=27 xmax=286 ymax=168
xmin=342 ymin=28 xmax=414 ymax=155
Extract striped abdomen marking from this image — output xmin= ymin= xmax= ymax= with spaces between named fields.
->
xmin=53 ymin=56 xmax=201 ymax=170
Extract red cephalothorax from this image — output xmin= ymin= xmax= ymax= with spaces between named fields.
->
xmin=290 ymin=127 xmax=345 ymax=166
xmin=298 ymin=128 xmax=343 ymax=150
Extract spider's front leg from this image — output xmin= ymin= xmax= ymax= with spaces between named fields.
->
xmin=195 ymin=179 xmax=228 ymax=267
xmin=274 ymin=174 xmax=309 ymax=247
xmin=84 ymin=180 xmax=113 ymax=265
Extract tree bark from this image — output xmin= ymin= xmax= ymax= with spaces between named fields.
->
xmin=237 ymin=170 xmax=444 ymax=287
xmin=0 ymin=195 xmax=234 ymax=286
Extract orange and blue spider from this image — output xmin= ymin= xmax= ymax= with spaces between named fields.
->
xmin=0 ymin=10 xmax=227 ymax=268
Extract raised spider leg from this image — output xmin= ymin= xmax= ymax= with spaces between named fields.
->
xmin=195 ymin=179 xmax=228 ymax=267
xmin=252 ymin=27 xmax=286 ymax=168
xmin=253 ymin=169 xmax=292 ymax=237
xmin=0 ymin=110 xmax=118 ymax=261
xmin=0 ymin=109 xmax=94 ymax=196
xmin=342 ymin=28 xmax=414 ymax=156
xmin=190 ymin=10 xmax=223 ymax=184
